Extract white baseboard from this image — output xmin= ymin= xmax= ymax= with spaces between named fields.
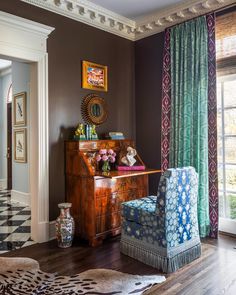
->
xmin=31 ymin=221 xmax=49 ymax=243
xmin=0 ymin=179 xmax=7 ymax=190
xmin=49 ymin=221 xmax=56 ymax=240
xmin=219 ymin=217 xmax=236 ymax=235
xmin=11 ymin=189 xmax=31 ymax=206
xmin=31 ymin=221 xmax=55 ymax=242
xmin=31 ymin=220 xmax=56 ymax=243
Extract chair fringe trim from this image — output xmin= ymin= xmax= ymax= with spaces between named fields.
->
xmin=120 ymin=240 xmax=201 ymax=273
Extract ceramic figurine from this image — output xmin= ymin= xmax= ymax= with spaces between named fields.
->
xmin=91 ymin=125 xmax=98 ymax=140
xmin=55 ymin=203 xmax=75 ymax=248
xmin=121 ymin=146 xmax=137 ymax=166
xmin=74 ymin=123 xmax=86 ymax=140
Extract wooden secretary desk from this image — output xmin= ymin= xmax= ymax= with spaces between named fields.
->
xmin=65 ymin=139 xmax=160 ymax=247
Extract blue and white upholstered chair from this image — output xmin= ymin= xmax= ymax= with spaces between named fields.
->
xmin=120 ymin=167 xmax=201 ymax=273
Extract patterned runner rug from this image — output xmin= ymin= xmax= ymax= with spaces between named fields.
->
xmin=0 ymin=257 xmax=165 ymax=294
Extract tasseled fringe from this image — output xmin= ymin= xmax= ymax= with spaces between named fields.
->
xmin=120 ymin=240 xmax=201 ymax=273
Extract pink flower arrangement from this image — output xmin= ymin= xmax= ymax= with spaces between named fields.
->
xmin=96 ymin=148 xmax=116 ymax=163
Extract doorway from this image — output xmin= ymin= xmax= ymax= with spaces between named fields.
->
xmin=0 ymin=11 xmax=54 ymax=243
xmin=0 ymin=58 xmax=35 ymax=254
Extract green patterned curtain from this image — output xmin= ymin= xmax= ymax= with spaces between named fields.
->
xmin=169 ymin=16 xmax=210 ymax=237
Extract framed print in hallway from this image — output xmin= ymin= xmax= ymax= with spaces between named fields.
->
xmin=13 ymin=92 xmax=27 ymax=126
xmin=14 ymin=129 xmax=27 ymax=163
xmin=82 ymin=61 xmax=108 ymax=92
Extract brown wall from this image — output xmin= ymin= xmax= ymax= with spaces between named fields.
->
xmin=135 ymin=32 xmax=164 ymax=194
xmin=0 ymin=1 xmax=135 ymax=219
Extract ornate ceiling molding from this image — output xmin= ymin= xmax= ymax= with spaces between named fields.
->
xmin=135 ymin=0 xmax=236 ymax=40
xmin=21 ymin=0 xmax=136 ymax=40
xmin=21 ymin=0 xmax=235 ymax=41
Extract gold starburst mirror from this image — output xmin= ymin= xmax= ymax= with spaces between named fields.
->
xmin=81 ymin=94 xmax=108 ymax=125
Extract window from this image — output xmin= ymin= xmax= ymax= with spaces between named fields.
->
xmin=217 ymin=75 xmax=236 ymax=221
xmin=216 ymin=11 xmax=236 ymax=60
xmin=216 ymin=10 xmax=236 ymax=234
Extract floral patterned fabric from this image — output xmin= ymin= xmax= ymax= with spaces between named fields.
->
xmin=122 ymin=220 xmax=166 ymax=248
xmin=121 ymin=196 xmax=157 ymax=227
xmin=163 ymin=168 xmax=199 ymax=247
xmin=120 ymin=167 xmax=201 ymax=273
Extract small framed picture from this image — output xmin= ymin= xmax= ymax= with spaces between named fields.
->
xmin=13 ymin=92 xmax=27 ymax=126
xmin=14 ymin=129 xmax=27 ymax=163
xmin=82 ymin=61 xmax=108 ymax=92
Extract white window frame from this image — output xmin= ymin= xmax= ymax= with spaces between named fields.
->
xmin=217 ymin=73 xmax=236 ymax=235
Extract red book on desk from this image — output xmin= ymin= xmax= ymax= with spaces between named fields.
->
xmin=117 ymin=165 xmax=146 ymax=171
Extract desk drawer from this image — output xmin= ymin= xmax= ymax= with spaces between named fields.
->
xmin=96 ymin=212 xmax=121 ymax=234
xmin=95 ymin=175 xmax=148 ymax=196
xmin=95 ymin=189 xmax=147 ymax=217
xmin=95 ymin=192 xmax=123 ymax=216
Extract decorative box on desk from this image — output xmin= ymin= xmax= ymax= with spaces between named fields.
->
xmin=65 ymin=140 xmax=160 ymax=247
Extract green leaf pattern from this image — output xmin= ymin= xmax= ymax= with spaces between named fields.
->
xmin=169 ymin=16 xmax=210 ymax=237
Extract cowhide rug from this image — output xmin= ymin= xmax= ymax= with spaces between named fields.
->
xmin=0 ymin=257 xmax=165 ymax=294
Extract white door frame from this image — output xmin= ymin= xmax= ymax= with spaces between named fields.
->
xmin=0 ymin=11 xmax=54 ymax=242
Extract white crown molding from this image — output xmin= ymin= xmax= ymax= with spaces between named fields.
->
xmin=20 ymin=0 xmax=235 ymax=41
xmin=19 ymin=0 xmax=235 ymax=40
xmin=0 ymin=10 xmax=54 ymax=39
xmin=20 ymin=0 xmax=136 ymax=40
xmin=135 ymin=0 xmax=236 ymax=40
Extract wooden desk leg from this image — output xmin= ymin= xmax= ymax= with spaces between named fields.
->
xmin=89 ymin=237 xmax=103 ymax=247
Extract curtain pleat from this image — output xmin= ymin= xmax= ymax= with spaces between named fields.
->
xmin=161 ymin=14 xmax=218 ymax=238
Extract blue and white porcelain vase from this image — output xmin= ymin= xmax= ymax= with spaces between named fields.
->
xmin=55 ymin=203 xmax=75 ymax=248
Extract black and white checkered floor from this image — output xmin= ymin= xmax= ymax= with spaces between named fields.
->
xmin=0 ymin=190 xmax=35 ymax=254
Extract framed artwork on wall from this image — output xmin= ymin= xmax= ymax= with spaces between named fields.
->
xmin=14 ymin=129 xmax=27 ymax=163
xmin=82 ymin=61 xmax=108 ymax=92
xmin=13 ymin=92 xmax=27 ymax=126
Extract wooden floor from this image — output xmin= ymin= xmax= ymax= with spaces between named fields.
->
xmin=1 ymin=234 xmax=236 ymax=294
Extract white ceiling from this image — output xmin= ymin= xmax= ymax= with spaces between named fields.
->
xmin=88 ymin=0 xmax=185 ymax=19
xmin=0 ymin=59 xmax=11 ymax=70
